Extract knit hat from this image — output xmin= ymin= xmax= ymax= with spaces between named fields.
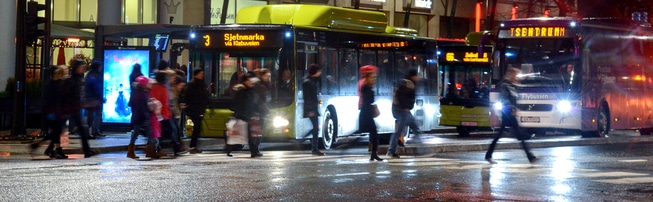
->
xmin=136 ymin=76 xmax=150 ymax=88
xmin=359 ymin=65 xmax=378 ymax=74
xmin=193 ymin=68 xmax=204 ymax=76
xmin=406 ymin=68 xmax=418 ymax=78
xmin=157 ymin=60 xmax=170 ymax=70
xmin=308 ymin=64 xmax=321 ymax=76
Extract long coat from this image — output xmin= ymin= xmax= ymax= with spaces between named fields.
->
xmin=302 ymin=76 xmax=319 ymax=118
xmin=358 ymin=83 xmax=377 ymax=132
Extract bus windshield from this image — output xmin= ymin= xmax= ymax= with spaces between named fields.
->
xmin=194 ymin=52 xmax=295 ymax=108
xmin=503 ymin=38 xmax=578 ymax=90
xmin=441 ymin=64 xmax=491 ymax=100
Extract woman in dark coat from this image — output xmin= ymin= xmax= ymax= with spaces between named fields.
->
xmin=358 ymin=65 xmax=383 ymax=161
xmin=226 ymin=72 xmax=262 ymax=158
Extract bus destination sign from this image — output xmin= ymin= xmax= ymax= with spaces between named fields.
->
xmin=445 ymin=52 xmax=489 ymax=63
xmin=501 ymin=27 xmax=568 ymax=38
xmin=360 ymin=41 xmax=409 ymax=48
xmin=196 ymin=31 xmax=282 ymax=49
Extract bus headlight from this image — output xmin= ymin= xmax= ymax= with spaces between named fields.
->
xmin=557 ymin=100 xmax=572 ymax=113
xmin=273 ymin=116 xmax=289 ymax=128
xmin=493 ymin=102 xmax=503 ymax=111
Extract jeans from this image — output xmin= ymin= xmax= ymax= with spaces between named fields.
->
xmin=86 ymin=107 xmax=102 ymax=135
xmin=130 ymin=122 xmax=154 ymax=146
xmin=161 ymin=119 xmax=180 ymax=144
xmin=485 ymin=112 xmax=534 ymax=159
xmin=387 ymin=108 xmax=421 ymax=155
xmin=70 ymin=111 xmax=92 ymax=154
xmin=304 ymin=116 xmax=319 ymax=152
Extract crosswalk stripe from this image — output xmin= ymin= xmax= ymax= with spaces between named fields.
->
xmin=577 ymin=172 xmax=649 ymax=178
xmin=593 ymin=177 xmax=653 ymax=184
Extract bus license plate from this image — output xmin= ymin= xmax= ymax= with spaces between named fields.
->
xmin=521 ymin=117 xmax=540 ymax=123
xmin=461 ymin=122 xmax=478 ymax=126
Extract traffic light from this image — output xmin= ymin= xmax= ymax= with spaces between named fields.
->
xmin=25 ymin=1 xmax=47 ymax=43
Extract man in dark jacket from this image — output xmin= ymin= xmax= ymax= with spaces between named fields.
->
xmin=302 ymin=64 xmax=325 ymax=156
xmin=64 ymin=59 xmax=96 ymax=158
xmin=387 ymin=69 xmax=422 ymax=158
xmin=180 ymin=68 xmax=209 ymax=154
xmin=485 ymin=67 xmax=537 ymax=164
xmin=84 ymin=60 xmax=105 ymax=138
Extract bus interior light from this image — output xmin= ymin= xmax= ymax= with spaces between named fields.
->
xmin=557 ymin=100 xmax=572 ymax=113
xmin=190 ymin=33 xmax=196 ymax=39
xmin=570 ymin=22 xmax=577 ymax=27
xmin=285 ymin=31 xmax=292 ymax=38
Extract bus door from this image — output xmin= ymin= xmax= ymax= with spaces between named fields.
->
xmin=296 ymin=41 xmax=319 ymax=139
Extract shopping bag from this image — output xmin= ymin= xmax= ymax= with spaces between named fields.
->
xmin=226 ymin=118 xmax=248 ymax=145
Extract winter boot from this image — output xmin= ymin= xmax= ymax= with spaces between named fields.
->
xmin=145 ymin=145 xmax=160 ymax=159
xmin=54 ymin=147 xmax=69 ymax=159
xmin=127 ymin=144 xmax=139 ymax=159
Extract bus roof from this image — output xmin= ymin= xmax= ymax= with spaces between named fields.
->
xmin=501 ymin=17 xmax=651 ymax=29
xmin=236 ymin=4 xmax=388 ymax=34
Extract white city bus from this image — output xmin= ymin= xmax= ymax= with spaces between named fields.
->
xmin=489 ymin=17 xmax=653 ymax=137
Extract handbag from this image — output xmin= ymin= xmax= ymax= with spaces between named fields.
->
xmin=371 ymin=104 xmax=380 ymax=118
xmin=226 ymin=118 xmax=248 ymax=145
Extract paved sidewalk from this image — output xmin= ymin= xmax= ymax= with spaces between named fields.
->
xmin=2 ymin=129 xmax=653 ymax=158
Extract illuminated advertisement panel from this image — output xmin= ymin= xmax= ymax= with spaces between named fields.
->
xmin=102 ymin=47 xmax=151 ymax=123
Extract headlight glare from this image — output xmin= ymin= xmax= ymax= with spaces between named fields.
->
xmin=273 ymin=116 xmax=289 ymax=128
xmin=493 ymin=102 xmax=503 ymax=111
xmin=557 ymin=100 xmax=572 ymax=113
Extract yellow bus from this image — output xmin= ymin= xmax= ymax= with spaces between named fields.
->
xmin=185 ymin=4 xmax=439 ymax=149
xmin=438 ymin=45 xmax=493 ymax=136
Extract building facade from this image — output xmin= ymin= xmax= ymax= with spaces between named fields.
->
xmin=1 ymin=0 xmax=536 ymax=91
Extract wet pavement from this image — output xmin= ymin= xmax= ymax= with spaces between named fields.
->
xmin=1 ymin=141 xmax=652 ymax=201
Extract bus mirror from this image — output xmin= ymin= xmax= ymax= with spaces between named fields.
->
xmin=477 ymin=31 xmax=495 ymax=57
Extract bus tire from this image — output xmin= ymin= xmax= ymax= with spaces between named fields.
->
xmin=584 ymin=104 xmax=610 ymax=138
xmin=456 ymin=126 xmax=470 ymax=137
xmin=639 ymin=128 xmax=652 ymax=136
xmin=320 ymin=108 xmax=337 ymax=150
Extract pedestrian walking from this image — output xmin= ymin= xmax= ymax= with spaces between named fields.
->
xmin=302 ymin=64 xmax=325 ymax=156
xmin=254 ymin=68 xmax=272 ymax=152
xmin=226 ymin=72 xmax=263 ymax=158
xmin=84 ymin=60 xmax=105 ymax=139
xmin=32 ymin=65 xmax=69 ymax=159
xmin=171 ymin=75 xmax=188 ymax=152
xmin=358 ymin=65 xmax=383 ymax=161
xmin=485 ymin=67 xmax=537 ymax=164
xmin=180 ymin=68 xmax=209 ymax=154
xmin=127 ymin=75 xmax=158 ymax=159
xmin=387 ymin=68 xmax=422 ymax=159
xmin=64 ymin=58 xmax=96 ymax=158
xmin=150 ymin=72 xmax=177 ymax=158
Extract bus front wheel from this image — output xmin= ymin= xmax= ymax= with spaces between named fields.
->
xmin=596 ymin=105 xmax=610 ymax=138
xmin=321 ymin=109 xmax=337 ymax=150
xmin=584 ymin=105 xmax=610 ymax=138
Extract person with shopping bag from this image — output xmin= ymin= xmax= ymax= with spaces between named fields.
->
xmin=226 ymin=72 xmax=263 ymax=158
